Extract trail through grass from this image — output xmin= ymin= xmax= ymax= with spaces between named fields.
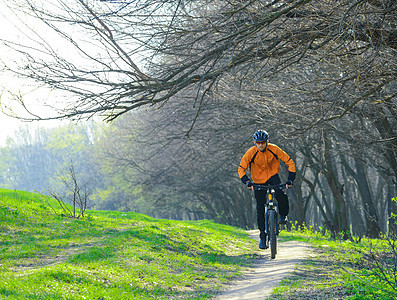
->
xmin=2 ymin=189 xmax=396 ymax=299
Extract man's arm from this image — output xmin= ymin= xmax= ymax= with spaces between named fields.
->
xmin=272 ymin=145 xmax=296 ymax=186
xmin=238 ymin=149 xmax=253 ymax=188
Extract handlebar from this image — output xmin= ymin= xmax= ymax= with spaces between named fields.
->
xmin=253 ymin=183 xmax=287 ymax=191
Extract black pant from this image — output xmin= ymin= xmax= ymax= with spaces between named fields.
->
xmin=254 ymin=174 xmax=289 ymax=239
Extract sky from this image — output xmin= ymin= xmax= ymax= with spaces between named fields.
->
xmin=0 ymin=114 xmax=21 ymax=145
xmin=0 ymin=3 xmax=17 ymax=144
xmin=0 ymin=112 xmax=60 ymax=146
xmin=0 ymin=1 xmax=62 ymax=146
xmin=0 ymin=2 xmax=30 ymax=145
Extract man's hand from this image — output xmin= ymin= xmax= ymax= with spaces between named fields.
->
xmin=286 ymin=180 xmax=293 ymax=189
xmin=246 ymin=181 xmax=253 ymax=190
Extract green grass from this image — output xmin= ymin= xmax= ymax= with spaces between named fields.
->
xmin=271 ymin=225 xmax=397 ymax=299
xmin=0 ymin=189 xmax=259 ymax=299
xmin=2 ymin=189 xmax=396 ymax=299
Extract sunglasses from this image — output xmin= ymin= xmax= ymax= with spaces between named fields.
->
xmin=255 ymin=141 xmax=267 ymax=145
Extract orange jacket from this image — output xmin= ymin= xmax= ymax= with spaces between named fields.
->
xmin=238 ymin=143 xmax=296 ymax=184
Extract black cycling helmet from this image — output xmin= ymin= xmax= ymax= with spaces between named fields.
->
xmin=253 ymin=130 xmax=269 ymax=142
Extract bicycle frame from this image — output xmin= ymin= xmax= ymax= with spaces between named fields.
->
xmin=254 ymin=184 xmax=286 ymax=218
xmin=253 ymin=183 xmax=286 ymax=258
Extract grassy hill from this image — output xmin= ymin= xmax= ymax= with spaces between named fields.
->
xmin=1 ymin=189 xmax=396 ymax=299
xmin=0 ymin=189 xmax=258 ymax=299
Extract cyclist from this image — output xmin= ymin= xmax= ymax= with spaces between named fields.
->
xmin=238 ymin=130 xmax=296 ymax=249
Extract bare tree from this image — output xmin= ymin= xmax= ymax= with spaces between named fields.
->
xmin=1 ymin=1 xmax=395 ymax=128
xmin=48 ymin=163 xmax=91 ymax=218
xmin=2 ymin=0 xmax=395 ymax=233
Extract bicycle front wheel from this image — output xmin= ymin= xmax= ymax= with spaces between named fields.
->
xmin=269 ymin=210 xmax=277 ymax=259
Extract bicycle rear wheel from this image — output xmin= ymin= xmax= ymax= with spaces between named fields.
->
xmin=269 ymin=210 xmax=277 ymax=259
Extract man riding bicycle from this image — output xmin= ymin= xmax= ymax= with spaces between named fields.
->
xmin=238 ymin=130 xmax=296 ymax=249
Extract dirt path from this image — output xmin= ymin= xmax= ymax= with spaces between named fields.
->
xmin=214 ymin=230 xmax=311 ymax=300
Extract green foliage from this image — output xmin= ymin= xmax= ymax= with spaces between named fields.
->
xmin=391 ymin=197 xmax=397 ymax=223
xmin=47 ymin=124 xmax=89 ymax=154
xmin=0 ymin=122 xmax=101 ymax=195
xmin=90 ymin=120 xmax=154 ymax=214
xmin=0 ymin=189 xmax=258 ymax=299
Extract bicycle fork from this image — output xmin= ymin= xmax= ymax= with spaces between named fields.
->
xmin=265 ymin=191 xmax=279 ymax=237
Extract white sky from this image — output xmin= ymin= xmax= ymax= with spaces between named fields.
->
xmin=0 ymin=3 xmax=26 ymax=145
xmin=0 ymin=1 xmax=134 ymax=146
xmin=0 ymin=114 xmax=21 ymax=145
xmin=0 ymin=1 xmax=62 ymax=146
xmin=0 ymin=112 xmax=61 ymax=146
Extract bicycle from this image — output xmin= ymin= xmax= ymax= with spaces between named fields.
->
xmin=253 ymin=183 xmax=287 ymax=259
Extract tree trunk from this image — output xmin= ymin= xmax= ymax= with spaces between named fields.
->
xmin=288 ymin=182 xmax=305 ymax=228
xmin=354 ymin=159 xmax=381 ymax=237
xmin=323 ymin=131 xmax=349 ymax=237
xmin=341 ymin=154 xmax=382 ymax=238
xmin=302 ymin=177 xmax=332 ymax=228
xmin=374 ymin=114 xmax=397 ymax=180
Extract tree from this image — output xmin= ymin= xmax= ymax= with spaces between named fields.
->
xmin=3 ymin=125 xmax=56 ymax=192
xmin=1 ymin=0 xmax=395 ymax=234
xmin=0 ymin=122 xmax=103 ymax=197
xmin=1 ymin=1 xmax=395 ymax=129
xmin=48 ymin=163 xmax=91 ymax=218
